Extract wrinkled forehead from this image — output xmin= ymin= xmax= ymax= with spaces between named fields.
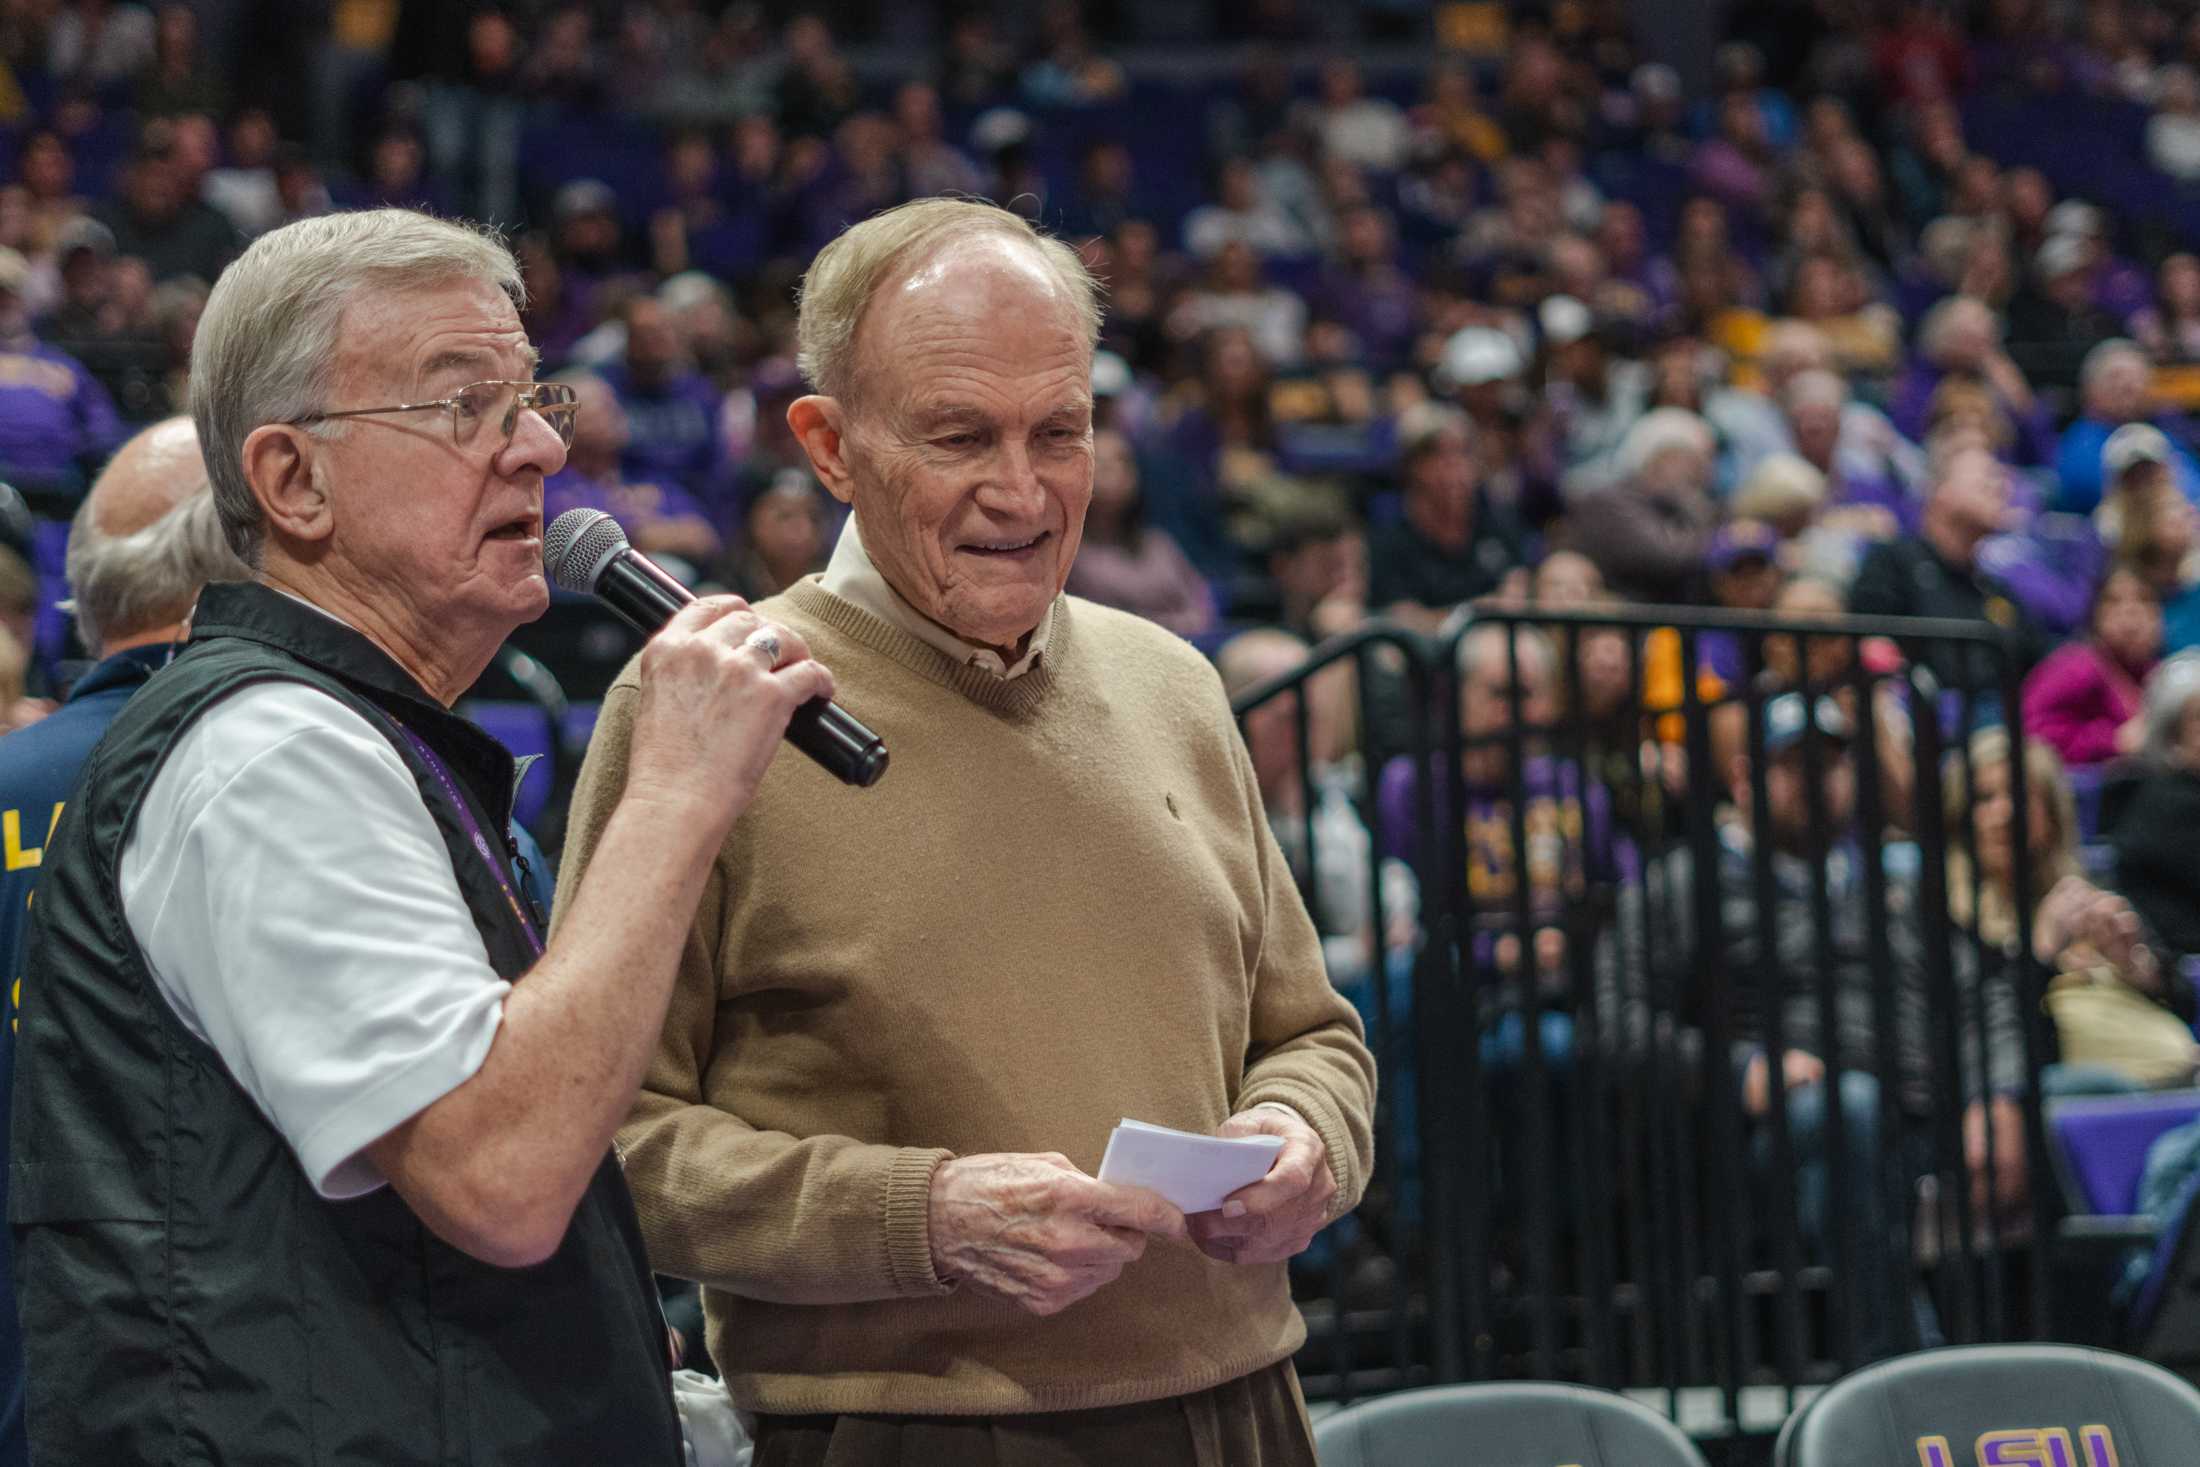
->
xmin=331 ymin=277 xmax=534 ymax=396
xmin=855 ymin=235 xmax=1090 ymax=410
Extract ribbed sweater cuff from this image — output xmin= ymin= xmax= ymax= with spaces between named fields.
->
xmin=882 ymin=1147 xmax=956 ymax=1297
xmin=1238 ymin=1082 xmax=1363 ymax=1222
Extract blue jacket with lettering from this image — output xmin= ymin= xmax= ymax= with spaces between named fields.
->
xmin=0 ymin=641 xmax=175 ymax=1467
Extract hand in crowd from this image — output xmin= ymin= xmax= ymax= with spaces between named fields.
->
xmin=2037 ymin=876 xmax=2162 ymax=993
xmin=1640 ymin=739 xmax=1689 ymax=799
xmin=1307 ymin=590 xmax=1369 ymax=642
xmin=1742 ymin=1048 xmax=1827 ymax=1118
xmin=1384 ymin=904 xmax=1419 ymax=956
xmin=2 ymin=698 xmax=54 ymax=734
xmin=1978 ymin=350 xmax=2035 ymax=411
xmin=1964 ymin=1096 xmax=2030 ymax=1220
xmin=623 ymin=595 xmax=834 ymax=827
xmin=927 ymin=1153 xmax=1186 ymax=1317
xmin=1492 ymin=927 xmax=1567 ymax=979
xmin=1187 ymin=1106 xmax=1336 ymax=1266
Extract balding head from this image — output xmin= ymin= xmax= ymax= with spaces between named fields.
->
xmin=793 ymin=198 xmax=1099 ymax=406
xmin=83 ymin=417 xmax=205 ymax=539
xmin=1217 ymin=627 xmax=1312 ymax=697
xmin=66 ymin=418 xmax=250 ymax=655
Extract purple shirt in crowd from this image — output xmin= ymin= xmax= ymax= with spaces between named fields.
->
xmin=1887 ymin=359 xmax=2057 ymax=467
xmin=543 ymin=464 xmax=712 ymax=543
xmin=1061 ymin=528 xmax=1216 ymax=638
xmin=1377 ymin=750 xmax=1631 ymax=981
xmin=0 ymin=339 xmax=124 ymax=488
xmin=596 ymin=361 xmax=730 ymax=527
xmin=1315 ymin=266 xmax=1421 ymax=371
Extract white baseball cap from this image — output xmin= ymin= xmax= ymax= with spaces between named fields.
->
xmin=1435 ymin=327 xmax=1523 ymax=389
xmin=1539 ymin=295 xmax=1594 ymax=347
xmin=2104 ymin=422 xmax=2175 ymax=478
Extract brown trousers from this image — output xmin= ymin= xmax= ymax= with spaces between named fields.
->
xmin=749 ymin=1361 xmax=1317 ymax=1467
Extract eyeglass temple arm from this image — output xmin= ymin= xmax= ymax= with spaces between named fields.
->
xmin=302 ymin=398 xmax=457 ymax=423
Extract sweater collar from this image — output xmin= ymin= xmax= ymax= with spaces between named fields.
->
xmin=782 ymin=578 xmax=1067 ymax=718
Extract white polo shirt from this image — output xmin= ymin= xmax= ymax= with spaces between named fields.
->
xmin=117 ymin=641 xmax=511 ymax=1201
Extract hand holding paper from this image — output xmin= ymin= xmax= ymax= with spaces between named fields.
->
xmin=1186 ymin=1106 xmax=1337 ymax=1266
xmin=1096 ymin=1119 xmax=1286 ymax=1213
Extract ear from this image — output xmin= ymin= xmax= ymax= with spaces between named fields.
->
xmin=787 ymin=395 xmax=857 ymax=506
xmin=241 ymin=423 xmax=334 ymax=548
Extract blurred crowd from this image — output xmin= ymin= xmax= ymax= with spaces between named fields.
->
xmin=9 ymin=0 xmax=2200 ymax=1156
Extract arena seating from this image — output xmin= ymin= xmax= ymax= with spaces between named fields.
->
xmin=1775 ymin=1344 xmax=2200 ymax=1467
xmin=1315 ymin=1381 xmax=1711 ymax=1467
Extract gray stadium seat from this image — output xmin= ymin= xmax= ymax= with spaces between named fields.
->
xmin=1776 ymin=1344 xmax=2200 ymax=1466
xmin=1314 ymin=1382 xmax=1710 ymax=1467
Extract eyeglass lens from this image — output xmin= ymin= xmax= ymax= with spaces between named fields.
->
xmin=453 ymin=382 xmax=579 ymax=449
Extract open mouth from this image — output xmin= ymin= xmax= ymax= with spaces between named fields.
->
xmin=958 ymin=531 xmax=1050 ymax=559
xmin=485 ymin=514 xmax=541 ymax=543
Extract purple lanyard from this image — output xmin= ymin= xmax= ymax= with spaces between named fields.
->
xmin=391 ymin=722 xmax=545 ymax=958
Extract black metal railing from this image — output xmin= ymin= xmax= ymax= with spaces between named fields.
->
xmin=1236 ymin=604 xmax=2059 ymax=1449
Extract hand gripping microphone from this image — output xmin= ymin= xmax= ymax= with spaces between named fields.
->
xmin=544 ymin=508 xmax=888 ymax=788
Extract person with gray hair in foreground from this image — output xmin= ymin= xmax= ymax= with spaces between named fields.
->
xmin=562 ymin=196 xmax=1375 ymax=1466
xmin=0 ymin=416 xmax=245 ymax=1467
xmin=12 ymin=209 xmax=835 ymax=1464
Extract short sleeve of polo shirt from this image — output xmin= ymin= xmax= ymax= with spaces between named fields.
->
xmin=117 ymin=681 xmax=511 ymax=1200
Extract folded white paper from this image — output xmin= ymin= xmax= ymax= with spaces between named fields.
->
xmin=1096 ymin=1118 xmax=1286 ymax=1214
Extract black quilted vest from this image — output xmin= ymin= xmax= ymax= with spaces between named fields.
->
xmin=9 ymin=582 xmax=681 ymax=1466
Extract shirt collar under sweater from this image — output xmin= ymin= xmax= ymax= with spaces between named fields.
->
xmin=818 ymin=514 xmax=1056 ymax=679
xmin=779 ymin=578 xmax=1066 ymax=719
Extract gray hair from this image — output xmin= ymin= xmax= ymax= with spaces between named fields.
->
xmin=1732 ymin=452 xmax=1827 ymax=522
xmin=64 ymin=481 xmax=248 ymax=656
xmin=1616 ymin=407 xmax=1715 ymax=480
xmin=1783 ymin=367 xmax=1849 ymax=414
xmin=794 ymin=198 xmax=1100 ymax=402
xmin=2143 ymin=652 xmax=2200 ymax=767
xmin=1918 ymin=294 xmax=1997 ymax=364
xmin=1918 ymin=215 xmax=1978 ymax=283
xmin=191 ymin=209 xmax=524 ymax=567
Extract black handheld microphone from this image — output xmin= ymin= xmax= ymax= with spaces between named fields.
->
xmin=543 ymin=508 xmax=889 ymax=789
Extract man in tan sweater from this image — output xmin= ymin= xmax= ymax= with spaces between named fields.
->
xmin=560 ymin=199 xmax=1375 ymax=1466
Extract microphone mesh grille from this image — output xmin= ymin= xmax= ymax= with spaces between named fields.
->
xmin=543 ymin=508 xmax=629 ymax=593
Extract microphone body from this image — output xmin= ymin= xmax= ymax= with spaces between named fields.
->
xmin=546 ymin=511 xmax=888 ymax=788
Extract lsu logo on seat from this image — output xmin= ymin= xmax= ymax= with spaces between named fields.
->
xmin=1915 ymin=1427 xmax=2118 ymax=1466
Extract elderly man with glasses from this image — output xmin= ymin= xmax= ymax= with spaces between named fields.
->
xmin=11 ymin=209 xmax=834 ymax=1464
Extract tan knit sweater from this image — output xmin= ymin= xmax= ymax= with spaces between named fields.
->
xmin=559 ymin=581 xmax=1375 ymax=1417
